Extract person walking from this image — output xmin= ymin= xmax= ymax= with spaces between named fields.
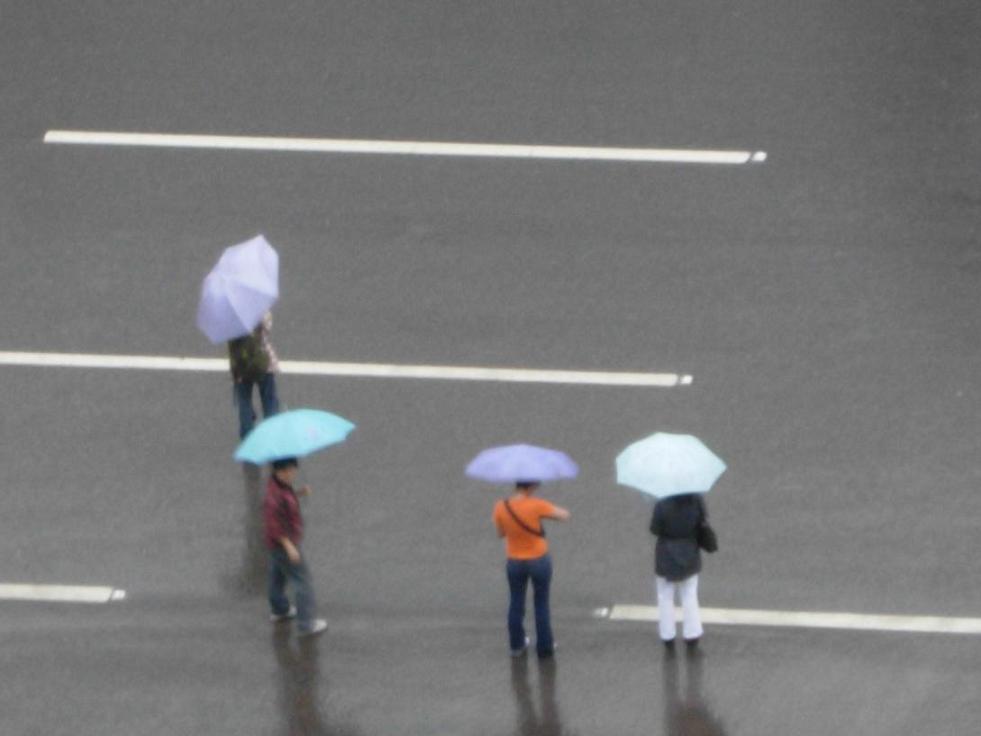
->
xmin=650 ymin=493 xmax=710 ymax=652
xmin=264 ymin=457 xmax=327 ymax=637
xmin=229 ymin=311 xmax=280 ymax=438
xmin=492 ymin=482 xmax=570 ymax=658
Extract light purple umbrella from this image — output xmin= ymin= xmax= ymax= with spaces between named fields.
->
xmin=465 ymin=444 xmax=578 ymax=484
xmin=196 ymin=235 xmax=279 ymax=344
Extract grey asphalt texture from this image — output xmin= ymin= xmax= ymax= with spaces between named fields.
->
xmin=2 ymin=2 xmax=980 ymax=734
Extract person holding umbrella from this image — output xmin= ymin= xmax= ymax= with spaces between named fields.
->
xmin=650 ymin=493 xmax=710 ymax=651
xmin=196 ymin=235 xmax=282 ymax=439
xmin=235 ymin=408 xmax=357 ymax=636
xmin=264 ymin=457 xmax=327 ymax=637
xmin=467 ymin=445 xmax=575 ymax=659
xmin=616 ymin=433 xmax=724 ymax=653
xmin=229 ymin=311 xmax=280 ymax=439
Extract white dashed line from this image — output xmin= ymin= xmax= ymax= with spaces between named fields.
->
xmin=0 ymin=351 xmax=692 ymax=387
xmin=599 ymin=605 xmax=981 ymax=635
xmin=44 ymin=130 xmax=767 ymax=166
xmin=0 ymin=584 xmax=126 ymax=604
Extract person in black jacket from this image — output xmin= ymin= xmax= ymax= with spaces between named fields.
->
xmin=650 ymin=493 xmax=708 ymax=651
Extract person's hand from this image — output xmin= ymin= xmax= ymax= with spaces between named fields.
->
xmin=549 ymin=506 xmax=571 ymax=522
xmin=282 ymin=540 xmax=301 ymax=565
xmin=298 ymin=485 xmax=312 ymax=497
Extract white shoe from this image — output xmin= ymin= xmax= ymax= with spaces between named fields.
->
xmin=298 ymin=619 xmax=328 ymax=637
xmin=511 ymin=636 xmax=531 ymax=657
xmin=269 ymin=605 xmax=297 ymax=623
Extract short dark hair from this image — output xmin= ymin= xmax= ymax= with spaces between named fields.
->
xmin=515 ymin=480 xmax=540 ymax=490
xmin=271 ymin=457 xmax=299 ymax=471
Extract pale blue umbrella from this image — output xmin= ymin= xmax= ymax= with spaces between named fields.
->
xmin=197 ymin=234 xmax=279 ymax=344
xmin=466 ymin=444 xmax=578 ymax=484
xmin=616 ymin=433 xmax=726 ymax=499
xmin=234 ymin=409 xmax=355 ymax=464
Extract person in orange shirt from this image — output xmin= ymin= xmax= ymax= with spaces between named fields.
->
xmin=493 ymin=481 xmax=571 ymax=658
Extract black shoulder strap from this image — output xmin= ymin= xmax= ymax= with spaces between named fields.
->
xmin=504 ymin=499 xmax=545 ymax=538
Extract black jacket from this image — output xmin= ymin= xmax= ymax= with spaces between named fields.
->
xmin=650 ymin=494 xmax=707 ymax=582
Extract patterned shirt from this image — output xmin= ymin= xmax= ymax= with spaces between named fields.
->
xmin=259 ymin=312 xmax=280 ymax=374
xmin=263 ymin=475 xmax=303 ymax=550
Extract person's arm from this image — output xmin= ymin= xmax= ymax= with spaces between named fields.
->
xmin=697 ymin=495 xmax=708 ymax=523
xmin=280 ymin=537 xmax=301 ymax=564
xmin=265 ymin=492 xmax=300 ymax=563
xmin=543 ymin=502 xmax=570 ymax=522
xmin=227 ymin=341 xmax=241 ymax=382
xmin=492 ymin=504 xmax=506 ymax=537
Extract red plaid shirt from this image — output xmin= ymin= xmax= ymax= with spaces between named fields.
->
xmin=263 ymin=475 xmax=303 ymax=551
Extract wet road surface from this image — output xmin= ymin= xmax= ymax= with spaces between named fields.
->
xmin=2 ymin=2 xmax=981 ymax=734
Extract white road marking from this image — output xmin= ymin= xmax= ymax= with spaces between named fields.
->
xmin=599 ymin=605 xmax=981 ymax=635
xmin=0 ymin=350 xmax=691 ymax=387
xmin=44 ymin=130 xmax=767 ymax=166
xmin=0 ymin=584 xmax=126 ymax=604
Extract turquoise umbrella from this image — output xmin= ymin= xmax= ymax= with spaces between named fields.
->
xmin=616 ymin=432 xmax=726 ymax=499
xmin=234 ymin=409 xmax=355 ymax=464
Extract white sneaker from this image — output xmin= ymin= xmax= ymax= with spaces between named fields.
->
xmin=298 ymin=619 xmax=328 ymax=637
xmin=269 ymin=606 xmax=297 ymax=623
xmin=511 ymin=636 xmax=531 ymax=657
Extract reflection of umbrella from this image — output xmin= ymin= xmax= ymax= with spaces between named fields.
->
xmin=234 ymin=409 xmax=355 ymax=464
xmin=197 ymin=235 xmax=279 ymax=344
xmin=616 ymin=433 xmax=726 ymax=499
xmin=466 ymin=444 xmax=578 ymax=484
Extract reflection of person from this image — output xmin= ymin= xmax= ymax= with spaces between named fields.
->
xmin=271 ymin=627 xmax=329 ymax=735
xmin=270 ymin=628 xmax=364 ymax=736
xmin=234 ymin=463 xmax=266 ymax=595
xmin=650 ymin=494 xmax=709 ymax=652
xmin=510 ymin=656 xmax=563 ymax=736
xmin=229 ymin=311 xmax=280 ymax=438
xmin=265 ymin=458 xmax=327 ymax=636
xmin=662 ymin=646 xmax=727 ymax=735
xmin=493 ymin=482 xmax=570 ymax=658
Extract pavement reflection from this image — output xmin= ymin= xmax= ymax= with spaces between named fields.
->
xmin=270 ymin=627 xmax=363 ymax=736
xmin=662 ymin=650 xmax=726 ymax=736
xmin=510 ymin=657 xmax=570 ymax=736
xmin=232 ymin=463 xmax=266 ymax=596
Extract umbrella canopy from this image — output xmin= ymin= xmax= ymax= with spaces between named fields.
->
xmin=616 ymin=432 xmax=726 ymax=499
xmin=234 ymin=409 xmax=355 ymax=464
xmin=466 ymin=444 xmax=578 ymax=484
xmin=197 ymin=235 xmax=279 ymax=344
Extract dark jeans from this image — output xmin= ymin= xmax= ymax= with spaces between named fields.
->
xmin=506 ymin=554 xmax=554 ymax=655
xmin=268 ymin=548 xmax=317 ymax=631
xmin=235 ymin=373 xmax=279 ymax=438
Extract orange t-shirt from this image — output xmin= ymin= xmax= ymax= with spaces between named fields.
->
xmin=493 ymin=495 xmax=558 ymax=560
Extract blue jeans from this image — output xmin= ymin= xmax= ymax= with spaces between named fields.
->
xmin=235 ymin=374 xmax=279 ymax=438
xmin=506 ymin=554 xmax=554 ymax=655
xmin=268 ymin=548 xmax=317 ymax=631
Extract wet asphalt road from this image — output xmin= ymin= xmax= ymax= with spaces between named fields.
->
xmin=2 ymin=2 xmax=981 ymax=734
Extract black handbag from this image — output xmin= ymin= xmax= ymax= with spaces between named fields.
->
xmin=696 ymin=521 xmax=718 ymax=553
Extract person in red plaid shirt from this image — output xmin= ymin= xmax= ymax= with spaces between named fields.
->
xmin=264 ymin=457 xmax=327 ymax=636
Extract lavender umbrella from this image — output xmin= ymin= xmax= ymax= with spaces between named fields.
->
xmin=196 ymin=235 xmax=279 ymax=344
xmin=465 ymin=444 xmax=578 ymax=484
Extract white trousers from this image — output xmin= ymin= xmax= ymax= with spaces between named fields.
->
xmin=655 ymin=575 xmax=703 ymax=642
